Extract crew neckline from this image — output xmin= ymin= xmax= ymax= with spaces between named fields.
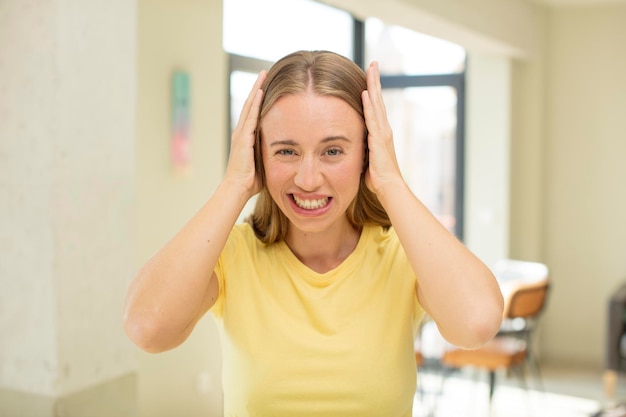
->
xmin=277 ymin=225 xmax=374 ymax=285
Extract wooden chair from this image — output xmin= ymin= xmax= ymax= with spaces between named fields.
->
xmin=493 ymin=260 xmax=550 ymax=390
xmin=416 ymin=350 xmax=424 ymax=367
xmin=439 ymin=278 xmax=550 ymax=404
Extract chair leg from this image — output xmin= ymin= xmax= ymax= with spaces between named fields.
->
xmin=416 ymin=365 xmax=424 ymax=401
xmin=513 ymin=362 xmax=530 ymax=394
xmin=527 ymin=353 xmax=545 ymax=392
xmin=488 ymin=370 xmax=496 ymax=403
xmin=431 ymin=366 xmax=455 ymax=417
xmin=525 ymin=334 xmax=546 ymax=392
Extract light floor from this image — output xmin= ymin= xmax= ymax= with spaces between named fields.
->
xmin=413 ymin=361 xmax=626 ymax=417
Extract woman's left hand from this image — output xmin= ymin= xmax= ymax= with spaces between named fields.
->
xmin=362 ymin=61 xmax=404 ymax=200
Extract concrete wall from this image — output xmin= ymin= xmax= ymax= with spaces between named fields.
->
xmin=0 ymin=0 xmax=137 ymax=415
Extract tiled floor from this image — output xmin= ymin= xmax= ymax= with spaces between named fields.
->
xmin=413 ymin=362 xmax=626 ymax=417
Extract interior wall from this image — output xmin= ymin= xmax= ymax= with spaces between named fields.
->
xmin=54 ymin=0 xmax=137 ymax=396
xmin=0 ymin=0 xmax=136 ymax=404
xmin=396 ymin=0 xmax=540 ymax=58
xmin=464 ymin=54 xmax=512 ymax=268
xmin=509 ymin=9 xmax=548 ymax=264
xmin=0 ymin=0 xmax=59 ymax=396
xmin=136 ymin=0 xmax=226 ymax=416
xmin=541 ymin=4 xmax=626 ymax=366
xmin=320 ymin=0 xmax=539 ymax=58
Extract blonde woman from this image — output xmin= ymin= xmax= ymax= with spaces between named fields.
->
xmin=124 ymin=50 xmax=503 ymax=417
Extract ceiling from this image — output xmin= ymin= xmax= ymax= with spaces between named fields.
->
xmin=527 ymin=0 xmax=626 ymax=6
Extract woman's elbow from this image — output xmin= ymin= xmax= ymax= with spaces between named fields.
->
xmin=469 ymin=297 xmax=504 ymax=349
xmin=123 ymin=312 xmax=179 ymax=354
xmin=467 ymin=310 xmax=503 ymax=349
xmin=443 ymin=296 xmax=504 ymax=349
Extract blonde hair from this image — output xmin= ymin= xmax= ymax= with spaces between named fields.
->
xmin=246 ymin=50 xmax=391 ymax=243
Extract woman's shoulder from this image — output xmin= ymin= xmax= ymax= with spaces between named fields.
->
xmin=228 ymin=222 xmax=267 ymax=247
xmin=232 ymin=222 xmax=255 ymax=237
xmin=364 ymin=223 xmax=397 ymax=240
xmin=362 ymin=224 xmax=400 ymax=251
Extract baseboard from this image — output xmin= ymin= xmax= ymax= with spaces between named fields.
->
xmin=0 ymin=372 xmax=137 ymax=417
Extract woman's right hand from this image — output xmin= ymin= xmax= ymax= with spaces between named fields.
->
xmin=224 ymin=71 xmax=267 ymax=198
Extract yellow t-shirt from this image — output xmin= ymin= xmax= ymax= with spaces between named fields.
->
xmin=211 ymin=223 xmax=424 ymax=417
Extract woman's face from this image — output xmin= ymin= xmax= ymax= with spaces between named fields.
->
xmin=261 ymin=91 xmax=365 ymax=235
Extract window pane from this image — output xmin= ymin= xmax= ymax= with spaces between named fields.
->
xmin=223 ymin=0 xmax=354 ymax=62
xmin=365 ymin=18 xmax=465 ymax=75
xmin=384 ymin=86 xmax=458 ymax=232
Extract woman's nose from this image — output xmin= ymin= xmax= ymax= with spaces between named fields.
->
xmin=294 ymin=157 xmax=323 ymax=191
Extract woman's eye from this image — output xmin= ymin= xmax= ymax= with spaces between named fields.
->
xmin=325 ymin=148 xmax=343 ymax=156
xmin=277 ymin=149 xmax=295 ymax=156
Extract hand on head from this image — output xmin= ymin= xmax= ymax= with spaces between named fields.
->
xmin=361 ymin=61 xmax=403 ymax=200
xmin=225 ymin=57 xmax=406 ymax=202
xmin=224 ymin=70 xmax=267 ymax=198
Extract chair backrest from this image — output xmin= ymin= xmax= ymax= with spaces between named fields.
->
xmin=505 ymin=281 xmax=550 ymax=320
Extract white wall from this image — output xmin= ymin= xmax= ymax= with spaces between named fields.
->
xmin=321 ymin=0 xmax=539 ymax=58
xmin=509 ymin=10 xmax=548 ymax=263
xmin=0 ymin=0 xmax=136 ymax=402
xmin=0 ymin=0 xmax=136 ymax=417
xmin=54 ymin=0 xmax=137 ymax=396
xmin=135 ymin=0 xmax=226 ymax=416
xmin=541 ymin=4 xmax=626 ymax=366
xmin=464 ymin=54 xmax=512 ymax=267
xmin=0 ymin=0 xmax=59 ymax=396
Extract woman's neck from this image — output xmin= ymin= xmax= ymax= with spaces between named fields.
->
xmin=284 ymin=220 xmax=361 ymax=274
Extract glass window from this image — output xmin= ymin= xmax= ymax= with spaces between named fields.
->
xmin=223 ymin=0 xmax=354 ymax=62
xmin=384 ymin=86 xmax=459 ymax=232
xmin=365 ymin=17 xmax=465 ymax=75
xmin=365 ymin=17 xmax=466 ymax=236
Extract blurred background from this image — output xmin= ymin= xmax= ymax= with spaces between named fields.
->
xmin=1 ymin=0 xmax=625 ymax=416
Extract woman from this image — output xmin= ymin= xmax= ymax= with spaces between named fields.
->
xmin=124 ymin=50 xmax=503 ymax=416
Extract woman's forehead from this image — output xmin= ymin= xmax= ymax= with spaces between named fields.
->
xmin=261 ymin=94 xmax=364 ymax=144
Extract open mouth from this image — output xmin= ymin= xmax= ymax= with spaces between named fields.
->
xmin=291 ymin=194 xmax=330 ymax=210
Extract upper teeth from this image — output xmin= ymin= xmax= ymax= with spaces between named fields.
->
xmin=293 ymin=195 xmax=329 ymax=209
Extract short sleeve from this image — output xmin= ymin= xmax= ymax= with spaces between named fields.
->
xmin=209 ymin=223 xmax=249 ymax=318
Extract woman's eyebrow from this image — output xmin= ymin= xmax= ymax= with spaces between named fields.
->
xmin=321 ymin=136 xmax=351 ymax=144
xmin=268 ymin=139 xmax=298 ymax=147
xmin=268 ymin=136 xmax=351 ymax=147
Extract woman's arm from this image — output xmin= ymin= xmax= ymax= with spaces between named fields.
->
xmin=362 ymin=62 xmax=503 ymax=349
xmin=123 ymin=71 xmax=267 ymax=353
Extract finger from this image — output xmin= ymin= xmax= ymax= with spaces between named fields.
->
xmin=367 ymin=61 xmax=382 ymax=94
xmin=239 ymin=88 xmax=264 ymax=141
xmin=234 ymin=70 xmax=267 ymax=133
xmin=363 ymin=68 xmax=387 ymax=132
xmin=361 ymin=90 xmax=378 ymax=133
xmin=365 ymin=62 xmax=387 ymax=119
